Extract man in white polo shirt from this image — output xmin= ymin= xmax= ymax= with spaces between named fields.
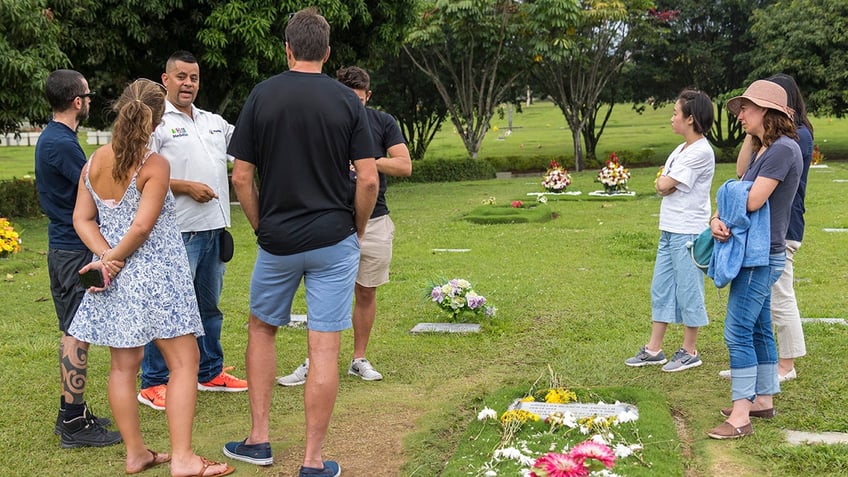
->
xmin=137 ymin=50 xmax=247 ymax=411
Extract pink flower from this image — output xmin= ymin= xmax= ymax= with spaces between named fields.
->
xmin=530 ymin=452 xmax=588 ymax=477
xmin=569 ymin=440 xmax=616 ymax=469
xmin=511 ymin=200 xmax=523 ymax=208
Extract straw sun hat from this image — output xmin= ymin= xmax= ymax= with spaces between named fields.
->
xmin=726 ymin=80 xmax=794 ymax=119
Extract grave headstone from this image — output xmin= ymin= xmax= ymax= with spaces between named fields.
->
xmin=785 ymin=430 xmax=848 ymax=445
xmin=431 ymin=248 xmax=471 ymax=252
xmin=508 ymin=400 xmax=638 ymax=420
xmin=410 ymin=322 xmax=481 ymax=333
xmin=288 ymin=314 xmax=307 ymax=327
xmin=800 ymin=318 xmax=847 ymax=326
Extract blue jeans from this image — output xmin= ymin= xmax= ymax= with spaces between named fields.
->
xmin=725 ymin=252 xmax=786 ymax=401
xmin=141 ymin=229 xmax=226 ymax=387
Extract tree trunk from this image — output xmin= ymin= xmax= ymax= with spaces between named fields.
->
xmin=571 ymin=127 xmax=584 ymax=172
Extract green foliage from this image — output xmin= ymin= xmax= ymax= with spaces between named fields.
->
xmin=0 ymin=0 xmax=68 ymax=133
xmin=483 ymin=155 xmax=556 ymax=173
xmin=405 ymin=0 xmax=556 ymax=158
xmin=0 ymin=176 xmax=41 ymax=218
xmin=388 ymin=158 xmax=496 ymax=183
xmin=750 ymin=0 xmax=848 ymax=117
xmin=463 ymin=203 xmax=552 ymax=224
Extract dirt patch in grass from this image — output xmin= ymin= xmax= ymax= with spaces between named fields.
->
xmin=273 ymin=405 xmax=418 ymax=477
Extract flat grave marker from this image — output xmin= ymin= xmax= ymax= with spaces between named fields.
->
xmin=410 ymin=322 xmax=481 ymax=334
xmin=508 ymin=400 xmax=638 ymax=420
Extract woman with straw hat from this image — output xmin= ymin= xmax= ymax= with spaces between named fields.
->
xmin=706 ymin=80 xmax=802 ymax=439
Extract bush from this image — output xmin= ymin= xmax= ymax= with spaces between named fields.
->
xmin=483 ymin=155 xmax=564 ymax=173
xmin=0 ymin=177 xmax=42 ymax=218
xmin=389 ymin=158 xmax=497 ymax=184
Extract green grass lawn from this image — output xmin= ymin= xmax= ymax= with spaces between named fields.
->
xmin=1 ymin=160 xmax=847 ymax=476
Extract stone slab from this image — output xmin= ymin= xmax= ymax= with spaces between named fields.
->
xmin=431 ymin=248 xmax=471 ymax=252
xmin=508 ymin=400 xmax=638 ymax=420
xmin=833 ymin=179 xmax=848 ymax=182
xmin=800 ymin=318 xmax=848 ymax=326
xmin=526 ymin=191 xmax=582 ymax=196
xmin=823 ymin=228 xmax=848 ymax=232
xmin=785 ymin=430 xmax=848 ymax=445
xmin=587 ymin=191 xmax=636 ymax=198
xmin=287 ymin=314 xmax=307 ymax=327
xmin=809 ymin=164 xmax=828 ymax=168
xmin=410 ymin=322 xmax=481 ymax=333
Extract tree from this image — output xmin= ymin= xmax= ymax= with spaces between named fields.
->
xmin=369 ymin=50 xmax=448 ymax=161
xmin=0 ymin=1 xmax=68 ymax=133
xmin=404 ymin=0 xmax=580 ymax=159
xmin=749 ymin=0 xmax=848 ymax=117
xmin=532 ymin=0 xmax=653 ymax=171
xmin=624 ymin=0 xmax=777 ymax=158
xmin=47 ymin=0 xmax=415 ymax=127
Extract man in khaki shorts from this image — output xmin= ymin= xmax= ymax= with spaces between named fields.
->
xmin=278 ymin=65 xmax=411 ymax=385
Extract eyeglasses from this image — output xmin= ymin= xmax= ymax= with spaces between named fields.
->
xmin=75 ymin=92 xmax=96 ymax=101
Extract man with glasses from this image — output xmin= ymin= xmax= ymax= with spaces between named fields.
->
xmin=35 ymin=69 xmax=122 ymax=448
xmin=136 ymin=50 xmax=246 ymax=412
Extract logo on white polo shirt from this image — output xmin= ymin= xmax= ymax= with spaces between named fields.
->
xmin=170 ymin=127 xmax=189 ymax=138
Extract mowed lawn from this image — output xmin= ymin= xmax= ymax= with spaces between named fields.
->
xmin=1 ymin=103 xmax=847 ymax=476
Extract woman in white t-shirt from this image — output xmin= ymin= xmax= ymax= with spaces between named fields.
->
xmin=625 ymin=89 xmax=716 ymax=372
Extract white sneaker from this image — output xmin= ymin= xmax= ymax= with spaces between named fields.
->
xmin=718 ymin=369 xmax=731 ymax=379
xmin=276 ymin=359 xmax=308 ymax=386
xmin=348 ymin=358 xmax=383 ymax=381
xmin=780 ymin=368 xmax=797 ymax=382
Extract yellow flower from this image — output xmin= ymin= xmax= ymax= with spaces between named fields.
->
xmin=544 ymin=388 xmax=577 ymax=404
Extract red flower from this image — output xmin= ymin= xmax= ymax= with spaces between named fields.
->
xmin=530 ymin=452 xmax=588 ymax=477
xmin=511 ymin=200 xmax=523 ymax=208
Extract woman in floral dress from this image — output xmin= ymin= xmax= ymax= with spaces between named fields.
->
xmin=69 ymin=79 xmax=233 ymax=476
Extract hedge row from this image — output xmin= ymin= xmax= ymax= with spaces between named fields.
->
xmin=0 ymin=177 xmax=41 ymax=218
xmin=388 ymin=158 xmax=497 ymax=184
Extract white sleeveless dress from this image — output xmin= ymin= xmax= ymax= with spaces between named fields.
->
xmin=69 ymin=152 xmax=203 ymax=347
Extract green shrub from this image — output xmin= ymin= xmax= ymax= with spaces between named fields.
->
xmin=483 ymin=155 xmax=565 ymax=173
xmin=0 ymin=177 xmax=42 ymax=218
xmin=389 ymin=158 xmax=497 ymax=184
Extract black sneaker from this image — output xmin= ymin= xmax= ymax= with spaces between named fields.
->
xmin=54 ymin=403 xmax=112 ymax=435
xmin=59 ymin=409 xmax=122 ymax=449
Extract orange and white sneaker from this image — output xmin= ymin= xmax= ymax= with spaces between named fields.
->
xmin=137 ymin=384 xmax=167 ymax=410
xmin=198 ymin=366 xmax=248 ymax=392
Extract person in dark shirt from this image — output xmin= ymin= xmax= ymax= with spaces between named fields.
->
xmin=34 ymin=69 xmax=122 ymax=448
xmin=277 ymin=66 xmax=411 ymax=386
xmin=222 ymin=8 xmax=378 ymax=477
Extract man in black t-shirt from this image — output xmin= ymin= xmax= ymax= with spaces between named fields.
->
xmin=277 ymin=66 xmax=411 ymax=386
xmin=222 ymin=8 xmax=377 ymax=477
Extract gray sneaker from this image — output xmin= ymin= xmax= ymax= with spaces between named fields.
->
xmin=662 ymin=348 xmax=702 ymax=372
xmin=276 ymin=359 xmax=309 ymax=386
xmin=625 ymin=346 xmax=667 ymax=367
xmin=348 ymin=358 xmax=383 ymax=381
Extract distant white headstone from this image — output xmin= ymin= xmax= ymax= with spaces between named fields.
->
xmin=431 ymin=248 xmax=471 ymax=252
xmin=823 ymin=228 xmax=848 ymax=232
xmin=410 ymin=322 xmax=481 ymax=333
xmin=508 ymin=400 xmax=638 ymax=420
xmin=800 ymin=318 xmax=847 ymax=326
xmin=288 ymin=314 xmax=307 ymax=327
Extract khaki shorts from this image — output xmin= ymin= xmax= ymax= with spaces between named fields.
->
xmin=357 ymin=214 xmax=395 ymax=287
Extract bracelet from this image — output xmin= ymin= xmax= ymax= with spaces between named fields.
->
xmin=710 ymin=216 xmax=720 ymax=223
xmin=99 ymin=248 xmax=111 ymax=261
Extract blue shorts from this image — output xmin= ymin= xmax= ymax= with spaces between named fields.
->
xmin=651 ymin=231 xmax=709 ymax=327
xmin=249 ymin=234 xmax=359 ymax=332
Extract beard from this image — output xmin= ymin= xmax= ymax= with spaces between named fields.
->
xmin=76 ymin=103 xmax=90 ymax=123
